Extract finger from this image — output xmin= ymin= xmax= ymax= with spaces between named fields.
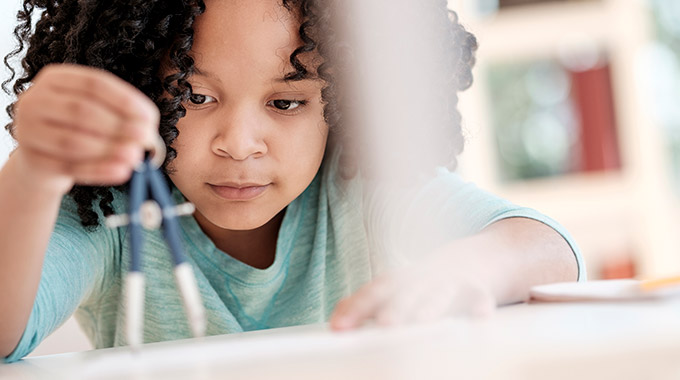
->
xmin=413 ymin=283 xmax=458 ymax=324
xmin=29 ymin=91 xmax=145 ymax=144
xmin=330 ymin=277 xmax=395 ymax=331
xmin=460 ymin=286 xmax=496 ymax=318
xmin=37 ymin=64 xmax=159 ymax=142
xmin=447 ymin=282 xmax=496 ymax=318
xmin=375 ymin=277 xmax=431 ymax=326
xmin=39 ymin=64 xmax=157 ymax=121
xmin=21 ymin=148 xmax=137 ymax=187
xmin=19 ymin=121 xmax=143 ymax=165
xmin=72 ymin=160 xmax=138 ymax=186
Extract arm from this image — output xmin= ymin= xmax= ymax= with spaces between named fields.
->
xmin=0 ymin=152 xmax=67 ymax=357
xmin=0 ymin=64 xmax=157 ymax=358
xmin=330 ymin=217 xmax=578 ymax=329
xmin=330 ymin=170 xmax=583 ymax=329
xmin=432 ymin=217 xmax=578 ymax=306
xmin=2 ymin=187 xmax=125 ymax=362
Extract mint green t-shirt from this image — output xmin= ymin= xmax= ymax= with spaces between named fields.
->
xmin=4 ymin=155 xmax=585 ymax=362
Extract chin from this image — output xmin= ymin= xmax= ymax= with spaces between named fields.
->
xmin=201 ymin=209 xmax=274 ymax=231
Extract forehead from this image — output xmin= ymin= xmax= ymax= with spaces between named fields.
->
xmin=191 ymin=0 xmax=301 ymax=77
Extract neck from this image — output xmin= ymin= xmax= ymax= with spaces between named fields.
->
xmin=196 ymin=210 xmax=286 ymax=269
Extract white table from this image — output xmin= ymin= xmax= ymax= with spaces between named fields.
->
xmin=3 ymin=300 xmax=680 ymax=380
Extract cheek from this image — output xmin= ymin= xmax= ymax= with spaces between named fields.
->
xmin=290 ymin=123 xmax=328 ymax=166
xmin=298 ymin=127 xmax=328 ymax=181
xmin=166 ymin=155 xmax=192 ymax=189
xmin=271 ymin=123 xmax=327 ymax=192
xmin=170 ymin=121 xmax=204 ymax=160
xmin=299 ymin=109 xmax=329 ymax=155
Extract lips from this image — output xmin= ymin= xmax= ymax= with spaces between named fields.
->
xmin=208 ymin=182 xmax=270 ymax=201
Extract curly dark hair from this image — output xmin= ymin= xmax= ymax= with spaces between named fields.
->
xmin=3 ymin=0 xmax=477 ymax=228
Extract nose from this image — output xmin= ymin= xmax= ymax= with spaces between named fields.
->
xmin=211 ymin=105 xmax=268 ymax=160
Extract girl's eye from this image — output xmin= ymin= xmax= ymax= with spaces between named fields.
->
xmin=268 ymin=99 xmax=307 ymax=112
xmin=188 ymin=93 xmax=216 ymax=105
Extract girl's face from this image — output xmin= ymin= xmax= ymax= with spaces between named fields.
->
xmin=168 ymin=0 xmax=328 ymax=233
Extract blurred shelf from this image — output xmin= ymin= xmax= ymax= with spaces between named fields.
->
xmin=453 ymin=0 xmax=680 ymax=279
xmin=471 ymin=1 xmax=611 ymax=62
xmin=497 ymin=171 xmax=629 ymax=206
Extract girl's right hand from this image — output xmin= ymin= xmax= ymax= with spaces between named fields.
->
xmin=11 ymin=64 xmax=159 ymax=195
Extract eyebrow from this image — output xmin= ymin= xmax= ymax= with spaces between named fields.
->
xmin=193 ymin=67 xmax=222 ymax=83
xmin=275 ymin=76 xmax=319 ymax=84
xmin=193 ymin=66 xmax=318 ymax=84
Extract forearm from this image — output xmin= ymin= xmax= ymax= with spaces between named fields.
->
xmin=0 ymin=151 xmax=66 ymax=357
xmin=330 ymin=216 xmax=579 ymax=329
xmin=433 ymin=217 xmax=579 ymax=306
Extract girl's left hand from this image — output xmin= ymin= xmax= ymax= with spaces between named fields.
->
xmin=329 ymin=257 xmax=496 ymax=330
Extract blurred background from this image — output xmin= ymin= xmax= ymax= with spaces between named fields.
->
xmin=0 ymin=0 xmax=16 ymax=169
xmin=450 ymin=0 xmax=680 ymax=281
xmin=0 ymin=0 xmax=678 ymax=356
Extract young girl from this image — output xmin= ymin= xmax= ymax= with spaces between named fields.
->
xmin=0 ymin=0 xmax=584 ymax=362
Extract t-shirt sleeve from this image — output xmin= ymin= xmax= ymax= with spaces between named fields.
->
xmin=362 ymin=168 xmax=586 ymax=281
xmin=3 ymin=195 xmax=120 ymax=363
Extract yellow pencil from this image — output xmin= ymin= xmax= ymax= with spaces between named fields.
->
xmin=640 ymin=276 xmax=680 ymax=291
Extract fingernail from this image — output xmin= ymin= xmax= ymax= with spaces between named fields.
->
xmin=143 ymin=128 xmax=158 ymax=149
xmin=134 ymin=99 xmax=154 ymax=121
xmin=131 ymin=148 xmax=144 ymax=165
xmin=119 ymin=145 xmax=141 ymax=164
xmin=331 ymin=316 xmax=353 ymax=331
xmin=376 ymin=313 xmax=396 ymax=326
xmin=473 ymin=302 xmax=495 ymax=318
